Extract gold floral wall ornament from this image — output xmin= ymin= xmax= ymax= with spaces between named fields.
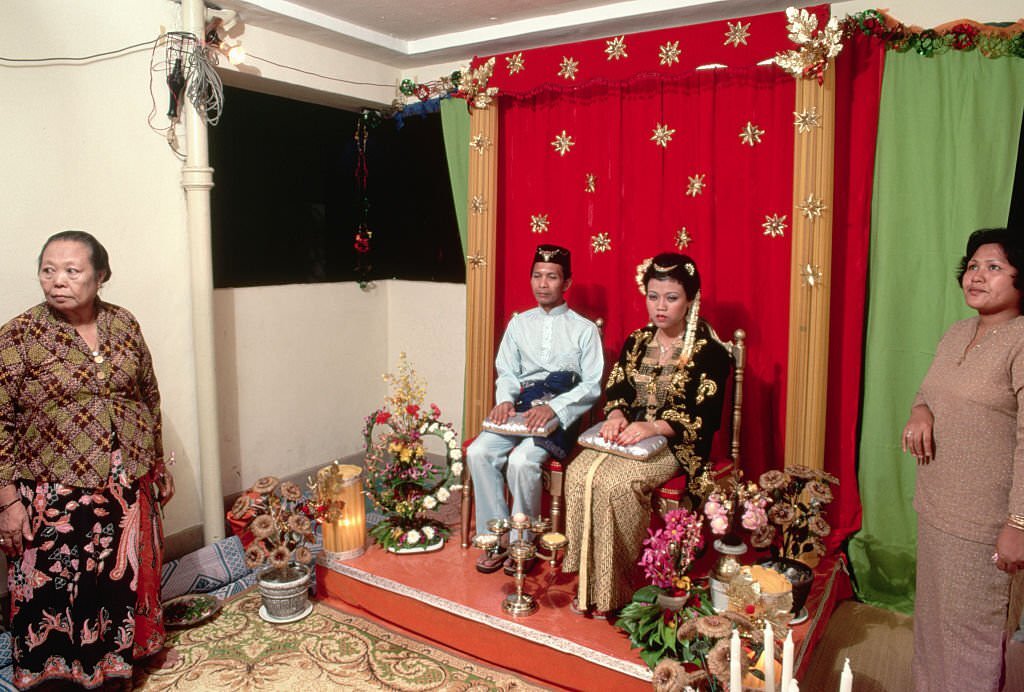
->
xmin=505 ymin=52 xmax=525 ymax=75
xmin=584 ymin=173 xmax=596 ymax=193
xmin=460 ymin=57 xmax=500 ymax=109
xmin=762 ymin=214 xmax=788 ymax=238
xmin=467 ymin=252 xmax=488 ymax=268
xmin=558 ymin=56 xmax=580 ymax=80
xmin=530 ymin=213 xmax=550 ymax=234
xmin=591 ymin=232 xmax=612 ymax=253
xmin=724 ymin=20 xmax=751 ymax=47
xmin=793 ymin=106 xmax=822 ymax=134
xmin=468 ymin=133 xmax=492 ymax=155
xmin=797 ymin=193 xmax=827 ymax=221
xmin=651 ymin=123 xmax=676 ymax=148
xmin=801 ymin=263 xmax=824 ymax=288
xmin=605 ymin=35 xmax=628 ymax=60
xmin=551 ymin=129 xmax=576 ymax=156
xmin=685 ymin=174 xmax=706 ymax=197
xmin=658 ymin=40 xmax=681 ymax=66
xmin=739 ymin=121 xmax=765 ymax=146
xmin=674 ymin=227 xmax=692 ymax=249
xmin=774 ymin=7 xmax=844 ymax=82
xmin=471 ymin=195 xmax=487 ymax=214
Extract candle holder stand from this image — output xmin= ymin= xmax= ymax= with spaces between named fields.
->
xmin=472 ymin=515 xmax=567 ymax=617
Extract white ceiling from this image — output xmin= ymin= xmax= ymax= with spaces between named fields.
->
xmin=210 ymin=0 xmax=814 ymax=67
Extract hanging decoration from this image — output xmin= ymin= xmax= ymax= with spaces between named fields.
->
xmin=505 ymin=52 xmax=525 ymax=75
xmin=774 ymin=7 xmax=843 ymax=83
xmin=674 ymin=228 xmax=692 ymax=249
xmin=530 ymin=214 xmax=550 ymax=234
xmin=605 ymin=35 xmax=629 ymax=60
xmin=686 ymin=174 xmax=707 ymax=197
xmin=762 ymin=214 xmax=788 ymax=238
xmin=559 ymin=56 xmax=580 ymax=80
xmin=793 ymin=106 xmax=822 ymax=133
xmin=591 ymin=232 xmax=612 ymax=253
xmin=353 ymin=113 xmax=374 ymax=288
xmin=724 ymin=21 xmax=752 ymax=47
xmin=398 ymin=71 xmax=463 ymax=103
xmin=584 ymin=173 xmax=597 ymax=193
xmin=650 ymin=123 xmax=676 ymax=148
xmin=738 ymin=121 xmax=765 ymax=146
xmin=551 ymin=130 xmax=576 ymax=156
xmin=841 ymin=9 xmax=1024 ymax=59
xmin=658 ymin=41 xmax=682 ymax=66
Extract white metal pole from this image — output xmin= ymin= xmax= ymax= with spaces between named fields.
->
xmin=181 ymin=0 xmax=225 ymax=544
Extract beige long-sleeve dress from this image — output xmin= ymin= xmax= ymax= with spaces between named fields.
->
xmin=912 ymin=315 xmax=1024 ymax=692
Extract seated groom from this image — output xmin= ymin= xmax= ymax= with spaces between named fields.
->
xmin=468 ymin=244 xmax=603 ymax=574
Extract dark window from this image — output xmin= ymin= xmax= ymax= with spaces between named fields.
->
xmin=210 ymin=85 xmax=465 ymax=287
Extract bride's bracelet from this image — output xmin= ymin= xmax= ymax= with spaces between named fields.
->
xmin=1007 ymin=513 xmax=1024 ymax=531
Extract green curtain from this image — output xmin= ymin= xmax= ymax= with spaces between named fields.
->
xmin=440 ymin=99 xmax=470 ymax=257
xmin=849 ymin=50 xmax=1024 ymax=613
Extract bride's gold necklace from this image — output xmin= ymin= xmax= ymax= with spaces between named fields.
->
xmin=655 ymin=330 xmax=681 ymax=356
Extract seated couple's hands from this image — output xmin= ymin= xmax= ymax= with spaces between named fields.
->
xmin=486 ymin=401 xmax=555 ymax=429
xmin=599 ymin=411 xmax=661 ymax=445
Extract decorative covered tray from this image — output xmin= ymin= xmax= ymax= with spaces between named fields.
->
xmin=162 ymin=593 xmax=221 ymax=628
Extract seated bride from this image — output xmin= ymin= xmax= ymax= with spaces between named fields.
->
xmin=563 ymin=252 xmax=731 ymax=618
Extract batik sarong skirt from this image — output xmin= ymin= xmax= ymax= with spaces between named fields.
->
xmin=9 ymin=450 xmax=165 ymax=689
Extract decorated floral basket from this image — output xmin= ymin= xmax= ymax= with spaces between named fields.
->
xmin=362 ymin=354 xmax=463 ymax=553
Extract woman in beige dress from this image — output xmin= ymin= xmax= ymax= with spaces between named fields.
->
xmin=563 ymin=253 xmax=730 ymax=616
xmin=903 ymin=227 xmax=1024 ymax=691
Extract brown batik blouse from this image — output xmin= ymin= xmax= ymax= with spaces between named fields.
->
xmin=0 ymin=301 xmax=163 ymax=488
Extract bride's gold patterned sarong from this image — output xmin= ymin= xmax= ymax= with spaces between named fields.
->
xmin=562 ymin=447 xmax=679 ymax=612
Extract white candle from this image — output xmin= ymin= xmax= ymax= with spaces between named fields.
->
xmin=781 ymin=630 xmax=794 ymax=691
xmin=839 ymin=657 xmax=853 ymax=692
xmin=765 ymin=622 xmax=776 ymax=692
xmin=788 ymin=681 xmax=800 ymax=692
xmin=730 ymin=629 xmax=742 ymax=692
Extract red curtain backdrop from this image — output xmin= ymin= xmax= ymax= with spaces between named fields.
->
xmin=474 ymin=9 xmax=833 ymax=479
xmin=825 ymin=31 xmax=885 ymax=550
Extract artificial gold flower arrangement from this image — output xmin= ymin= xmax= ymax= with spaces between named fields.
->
xmin=753 ymin=466 xmax=838 ymax=562
xmin=362 ymin=353 xmax=463 ymax=552
xmin=229 ymin=476 xmax=317 ymax=580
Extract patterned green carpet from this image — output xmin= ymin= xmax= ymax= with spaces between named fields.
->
xmin=136 ymin=591 xmax=546 ymax=690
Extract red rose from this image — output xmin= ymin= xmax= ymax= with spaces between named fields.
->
xmin=406 ymin=405 xmax=420 ymax=417
xmin=745 ymin=604 xmax=756 ymax=614
xmin=375 ymin=411 xmax=391 ymax=424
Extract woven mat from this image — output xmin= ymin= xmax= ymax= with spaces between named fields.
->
xmin=136 ymin=590 xmax=545 ymax=691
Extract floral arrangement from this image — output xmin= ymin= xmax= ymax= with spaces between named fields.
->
xmin=842 ymin=9 xmax=1024 ymax=59
xmin=756 ymin=466 xmax=838 ymax=561
xmin=639 ymin=508 xmax=705 ymax=592
xmin=363 ymin=353 xmax=463 ymax=552
xmin=703 ymin=478 xmax=771 ymax=544
xmin=229 ymin=476 xmax=317 ymax=579
xmin=617 ymin=583 xmax=760 ymax=689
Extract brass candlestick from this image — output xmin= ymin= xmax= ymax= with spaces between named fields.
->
xmin=473 ymin=514 xmax=567 ymax=617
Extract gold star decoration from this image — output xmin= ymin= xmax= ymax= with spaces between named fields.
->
xmin=530 ymin=214 xmax=550 ymax=234
xmin=674 ymin=227 xmax=692 ymax=249
xmin=584 ymin=173 xmax=596 ymax=193
xmin=469 ymin=133 xmax=492 ymax=155
xmin=471 ymin=195 xmax=487 ymax=214
xmin=686 ymin=174 xmax=706 ymax=197
xmin=762 ymin=214 xmax=787 ymax=238
xmin=724 ymin=21 xmax=751 ymax=47
xmin=605 ymin=35 xmax=628 ymax=61
xmin=651 ymin=123 xmax=676 ymax=148
xmin=659 ymin=40 xmax=681 ymax=66
xmin=467 ymin=252 xmax=487 ymax=268
xmin=558 ymin=56 xmax=579 ymax=80
xmin=505 ymin=53 xmax=524 ymax=75
xmin=801 ymin=263 xmax=824 ymax=288
xmin=591 ymin=232 xmax=612 ymax=253
xmin=794 ymin=107 xmax=822 ymax=134
xmin=798 ymin=193 xmax=827 ymax=221
xmin=739 ymin=121 xmax=765 ymax=146
xmin=551 ymin=130 xmax=575 ymax=156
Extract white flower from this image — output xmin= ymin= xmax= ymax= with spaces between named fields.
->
xmin=443 ymin=430 xmax=455 ymax=443
xmin=405 ymin=529 xmax=421 ymax=544
xmin=436 ymin=487 xmax=450 ymax=502
xmin=422 ymin=496 xmax=438 ymax=510
xmin=450 ymin=449 xmax=463 ymax=461
xmin=451 ymin=461 xmax=463 ymax=475
xmin=423 ymin=526 xmax=436 ymax=540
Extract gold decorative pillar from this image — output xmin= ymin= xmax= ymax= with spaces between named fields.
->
xmin=784 ymin=65 xmax=836 ymax=471
xmin=461 ymin=100 xmax=500 ymax=545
